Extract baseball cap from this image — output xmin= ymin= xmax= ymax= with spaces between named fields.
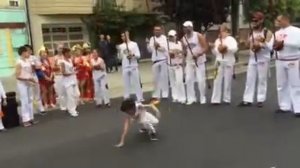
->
xmin=168 ymin=30 xmax=177 ymax=36
xmin=183 ymin=21 xmax=193 ymax=27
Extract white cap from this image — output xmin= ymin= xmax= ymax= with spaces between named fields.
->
xmin=168 ymin=30 xmax=177 ymax=36
xmin=183 ymin=21 xmax=193 ymax=27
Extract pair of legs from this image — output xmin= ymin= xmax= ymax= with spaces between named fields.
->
xmin=242 ymin=61 xmax=269 ymax=105
xmin=139 ymin=111 xmax=159 ymax=140
xmin=0 ymin=105 xmax=5 ymax=131
xmin=32 ymin=77 xmax=45 ymax=113
xmin=152 ymin=62 xmax=169 ymax=99
xmin=40 ymin=82 xmax=55 ymax=109
xmin=276 ymin=60 xmax=300 ymax=114
xmin=17 ymin=82 xmax=36 ymax=127
xmin=93 ymin=75 xmax=110 ymax=106
xmin=185 ymin=63 xmax=207 ymax=104
xmin=169 ymin=66 xmax=186 ymax=103
xmin=54 ymin=75 xmax=66 ymax=111
xmin=63 ymin=84 xmax=80 ymax=117
xmin=211 ymin=62 xmax=234 ymax=104
xmin=123 ymin=67 xmax=144 ymax=102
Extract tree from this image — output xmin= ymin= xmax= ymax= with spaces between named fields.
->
xmin=151 ymin=0 xmax=230 ymax=32
xmin=81 ymin=0 xmax=161 ymax=48
xmin=243 ymin=0 xmax=300 ymax=27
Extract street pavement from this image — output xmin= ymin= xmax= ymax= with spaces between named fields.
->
xmin=1 ymin=69 xmax=300 ymax=168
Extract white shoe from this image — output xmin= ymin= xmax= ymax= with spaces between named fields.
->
xmin=60 ymin=107 xmax=67 ymax=111
xmin=70 ymin=113 xmax=79 ymax=117
xmin=186 ymin=101 xmax=195 ymax=105
xmin=200 ymin=100 xmax=207 ymax=104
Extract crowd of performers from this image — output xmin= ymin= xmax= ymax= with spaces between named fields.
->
xmin=0 ymin=11 xmax=300 ymax=142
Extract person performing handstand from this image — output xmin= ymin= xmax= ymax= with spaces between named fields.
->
xmin=115 ymin=98 xmax=161 ymax=148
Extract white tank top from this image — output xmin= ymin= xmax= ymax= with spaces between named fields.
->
xmin=91 ymin=57 xmax=106 ymax=79
xmin=17 ymin=58 xmax=33 ymax=81
xmin=249 ymin=30 xmax=271 ymax=63
xmin=169 ymin=41 xmax=184 ymax=65
xmin=184 ymin=31 xmax=206 ymax=64
xmin=62 ymin=59 xmax=77 ymax=87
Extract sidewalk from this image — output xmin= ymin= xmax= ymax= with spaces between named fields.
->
xmin=0 ymin=50 xmax=255 ymax=99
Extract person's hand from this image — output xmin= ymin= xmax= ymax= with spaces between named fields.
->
xmin=252 ymin=42 xmax=262 ymax=52
xmin=218 ymin=45 xmax=228 ymax=54
xmin=273 ymin=40 xmax=284 ymax=51
xmin=169 ymin=51 xmax=175 ymax=59
xmin=114 ymin=142 xmax=124 ymax=148
xmin=154 ymin=42 xmax=160 ymax=49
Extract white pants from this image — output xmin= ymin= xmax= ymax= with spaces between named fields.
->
xmin=0 ymin=118 xmax=4 ymax=130
xmin=54 ymin=75 xmax=66 ymax=110
xmin=152 ymin=61 xmax=169 ymax=99
xmin=243 ymin=61 xmax=269 ymax=103
xmin=185 ymin=63 xmax=207 ymax=104
xmin=17 ymin=82 xmax=34 ymax=123
xmin=169 ymin=66 xmax=186 ymax=102
xmin=32 ymin=76 xmax=44 ymax=112
xmin=211 ymin=62 xmax=234 ymax=103
xmin=93 ymin=75 xmax=110 ymax=105
xmin=140 ymin=111 xmax=159 ymax=133
xmin=63 ymin=84 xmax=80 ymax=116
xmin=122 ymin=67 xmax=143 ymax=101
xmin=276 ymin=60 xmax=300 ymax=113
xmin=0 ymin=105 xmax=4 ymax=130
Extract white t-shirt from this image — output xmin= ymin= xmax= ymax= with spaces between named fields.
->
xmin=272 ymin=26 xmax=300 ymax=60
xmin=212 ymin=35 xmax=238 ymax=65
xmin=168 ymin=41 xmax=184 ymax=65
xmin=119 ymin=41 xmax=141 ymax=69
xmin=182 ymin=31 xmax=207 ymax=64
xmin=148 ymin=35 xmax=169 ymax=62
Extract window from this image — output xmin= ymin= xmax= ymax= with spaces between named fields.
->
xmin=9 ymin=0 xmax=19 ymax=7
xmin=42 ymin=24 xmax=86 ymax=55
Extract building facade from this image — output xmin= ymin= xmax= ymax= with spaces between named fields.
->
xmin=0 ymin=0 xmax=29 ymax=77
xmin=28 ymin=0 xmax=96 ymax=55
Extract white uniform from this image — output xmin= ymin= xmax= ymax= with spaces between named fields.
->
xmin=91 ymin=57 xmax=110 ymax=105
xmin=16 ymin=58 xmax=34 ymax=123
xmin=61 ymin=59 xmax=80 ymax=117
xmin=168 ymin=41 xmax=186 ymax=103
xmin=211 ymin=35 xmax=238 ymax=103
xmin=272 ymin=26 xmax=300 ymax=113
xmin=182 ymin=31 xmax=207 ymax=104
xmin=148 ymin=35 xmax=169 ymax=99
xmin=242 ymin=29 xmax=271 ymax=104
xmin=29 ymin=55 xmax=45 ymax=112
xmin=119 ymin=41 xmax=144 ymax=101
xmin=134 ymin=102 xmax=159 ymax=133
xmin=0 ymin=80 xmax=6 ymax=130
xmin=54 ymin=55 xmax=67 ymax=110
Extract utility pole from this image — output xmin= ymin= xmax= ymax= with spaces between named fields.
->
xmin=230 ymin=0 xmax=239 ymax=37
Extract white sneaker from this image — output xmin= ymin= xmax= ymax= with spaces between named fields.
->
xmin=186 ymin=101 xmax=195 ymax=105
xmin=70 ymin=112 xmax=79 ymax=117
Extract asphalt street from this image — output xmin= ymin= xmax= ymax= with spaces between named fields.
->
xmin=1 ymin=70 xmax=300 ymax=168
